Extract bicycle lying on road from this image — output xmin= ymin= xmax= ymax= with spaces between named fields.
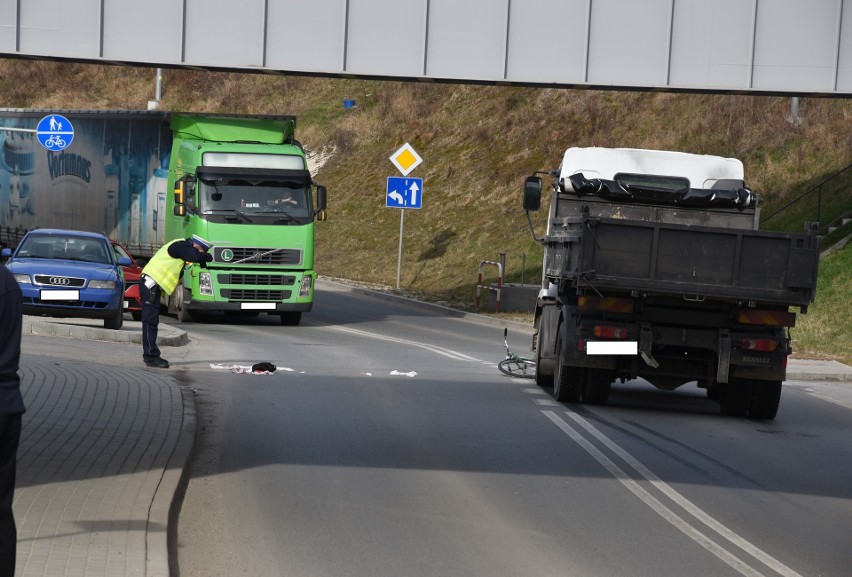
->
xmin=498 ymin=328 xmax=536 ymax=379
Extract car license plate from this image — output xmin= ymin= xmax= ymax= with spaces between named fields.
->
xmin=41 ymin=289 xmax=79 ymax=301
xmin=241 ymin=302 xmax=275 ymax=310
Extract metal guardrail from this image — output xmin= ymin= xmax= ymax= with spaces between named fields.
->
xmin=762 ymin=163 xmax=852 ymax=230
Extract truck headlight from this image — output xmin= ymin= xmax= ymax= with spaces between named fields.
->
xmin=298 ymin=275 xmax=313 ymax=298
xmin=199 ymin=272 xmax=213 ymax=296
xmin=13 ymin=274 xmax=31 ymax=284
xmin=89 ymin=280 xmax=116 ymax=289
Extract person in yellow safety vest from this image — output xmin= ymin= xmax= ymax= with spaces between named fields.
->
xmin=139 ymin=235 xmax=212 ymax=368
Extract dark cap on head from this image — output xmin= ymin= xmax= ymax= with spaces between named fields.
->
xmin=190 ymin=234 xmax=212 ymax=251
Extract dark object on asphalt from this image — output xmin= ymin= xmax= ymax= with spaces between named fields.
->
xmin=252 ymin=362 xmax=277 ymax=373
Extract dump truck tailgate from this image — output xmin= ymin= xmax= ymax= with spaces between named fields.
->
xmin=577 ymin=217 xmax=819 ymax=306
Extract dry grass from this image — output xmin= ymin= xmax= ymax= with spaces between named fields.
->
xmin=792 ymin=242 xmax=852 ymax=365
xmin=0 ymin=60 xmax=850 ymax=359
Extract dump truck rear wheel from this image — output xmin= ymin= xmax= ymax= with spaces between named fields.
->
xmin=720 ymin=378 xmax=753 ymax=417
xmin=749 ymin=381 xmax=781 ymax=420
xmin=584 ymin=368 xmax=612 ymax=405
xmin=553 ymin=333 xmax=583 ymax=402
xmin=535 ymin=336 xmax=553 ymax=388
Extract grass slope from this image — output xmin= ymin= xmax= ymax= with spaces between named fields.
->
xmin=0 ymin=60 xmax=850 ymax=362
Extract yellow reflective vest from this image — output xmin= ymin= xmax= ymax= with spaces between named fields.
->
xmin=141 ymin=240 xmax=186 ymax=295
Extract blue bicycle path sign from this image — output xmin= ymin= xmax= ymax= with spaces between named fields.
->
xmin=36 ymin=114 xmax=74 ymax=151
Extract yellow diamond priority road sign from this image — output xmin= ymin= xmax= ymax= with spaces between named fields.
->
xmin=389 ymin=142 xmax=422 ymax=176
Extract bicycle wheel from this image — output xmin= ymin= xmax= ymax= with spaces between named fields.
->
xmin=498 ymin=358 xmax=536 ymax=379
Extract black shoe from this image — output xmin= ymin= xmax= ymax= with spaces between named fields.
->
xmin=144 ymin=357 xmax=170 ymax=368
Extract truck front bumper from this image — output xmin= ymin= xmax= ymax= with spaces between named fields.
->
xmin=187 ymin=300 xmax=313 ymax=313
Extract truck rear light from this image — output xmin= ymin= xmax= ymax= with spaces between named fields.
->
xmin=737 ymin=309 xmax=796 ymax=327
xmin=578 ymin=296 xmax=634 ymax=313
xmin=593 ymin=325 xmax=629 ymax=339
xmin=740 ymin=338 xmax=777 ymax=352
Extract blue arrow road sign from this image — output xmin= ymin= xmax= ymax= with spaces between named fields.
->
xmin=386 ymin=177 xmax=423 ymax=209
xmin=36 ymin=114 xmax=74 ymax=151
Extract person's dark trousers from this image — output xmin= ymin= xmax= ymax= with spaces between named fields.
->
xmin=140 ymin=282 xmax=162 ymax=360
xmin=0 ymin=412 xmax=22 ymax=577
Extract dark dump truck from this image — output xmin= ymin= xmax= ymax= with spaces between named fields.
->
xmin=523 ymin=147 xmax=820 ymax=419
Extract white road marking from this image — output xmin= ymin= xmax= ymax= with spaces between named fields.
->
xmin=328 ymin=325 xmax=483 ymax=362
xmin=533 ymin=398 xmax=559 ymax=406
xmin=543 ymin=410 xmax=804 ymax=577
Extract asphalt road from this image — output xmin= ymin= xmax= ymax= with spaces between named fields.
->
xmin=165 ymin=282 xmax=852 ymax=577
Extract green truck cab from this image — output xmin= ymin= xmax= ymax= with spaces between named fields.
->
xmin=166 ymin=115 xmax=327 ymax=325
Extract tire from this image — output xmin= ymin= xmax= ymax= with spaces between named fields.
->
xmin=104 ymin=308 xmax=123 ymax=330
xmin=279 ymin=312 xmax=302 ymax=326
xmin=749 ymin=381 xmax=782 ymax=420
xmin=498 ymin=359 xmax=536 ymax=379
xmin=131 ymin=311 xmax=142 ymax=321
xmin=534 ymin=334 xmax=554 ymax=388
xmin=174 ymin=284 xmax=196 ymax=323
xmin=553 ymin=332 xmax=583 ymax=402
xmin=584 ymin=368 xmax=612 ymax=405
xmin=720 ymin=378 xmax=753 ymax=417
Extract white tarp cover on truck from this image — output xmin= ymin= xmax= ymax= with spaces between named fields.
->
xmin=560 ymin=147 xmax=744 ymax=189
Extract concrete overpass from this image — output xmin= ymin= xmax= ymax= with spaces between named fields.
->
xmin=0 ymin=0 xmax=849 ymax=97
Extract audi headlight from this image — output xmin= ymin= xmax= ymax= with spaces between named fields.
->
xmin=89 ymin=280 xmax=116 ymax=289
xmin=199 ymin=272 xmax=213 ymax=296
xmin=13 ymin=273 xmax=31 ymax=284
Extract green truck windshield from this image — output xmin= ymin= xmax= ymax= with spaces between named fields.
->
xmin=199 ymin=179 xmax=312 ymax=221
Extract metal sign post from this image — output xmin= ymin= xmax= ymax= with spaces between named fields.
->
xmin=387 ymin=143 xmax=423 ymax=290
xmin=396 ymin=209 xmax=405 ymax=289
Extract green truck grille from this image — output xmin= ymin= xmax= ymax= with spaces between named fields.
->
xmin=219 ymin=274 xmax=296 ymax=285
xmin=214 ymin=247 xmax=302 ymax=265
xmin=222 ymin=289 xmax=291 ymax=300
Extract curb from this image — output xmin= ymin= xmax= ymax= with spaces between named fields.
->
xmin=22 ymin=316 xmax=189 ymax=347
xmin=147 ymin=385 xmax=197 ymax=577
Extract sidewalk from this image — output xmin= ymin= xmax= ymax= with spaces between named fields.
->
xmin=16 ymin=316 xmax=193 ymax=577
xmin=13 ymin=313 xmax=852 ymax=577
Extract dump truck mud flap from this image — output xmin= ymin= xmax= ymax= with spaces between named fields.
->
xmin=638 ymin=324 xmax=658 ymax=368
xmin=716 ymin=330 xmax=731 ymax=384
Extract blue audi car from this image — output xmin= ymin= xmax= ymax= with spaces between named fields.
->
xmin=2 ymin=228 xmax=131 ymax=329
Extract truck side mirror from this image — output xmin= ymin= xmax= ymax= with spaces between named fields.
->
xmin=523 ymin=176 xmax=542 ymax=211
xmin=315 ymin=185 xmax=327 ymax=211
